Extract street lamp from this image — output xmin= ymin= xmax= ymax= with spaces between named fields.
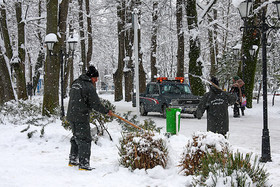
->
xmin=237 ymin=0 xmax=280 ymax=162
xmin=45 ymin=34 xmax=78 ymax=118
xmin=45 ymin=33 xmax=58 ymax=53
xmin=232 ymin=44 xmax=246 ymax=80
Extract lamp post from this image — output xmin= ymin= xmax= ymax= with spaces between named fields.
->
xmin=232 ymin=44 xmax=246 ymax=80
xmin=237 ymin=0 xmax=280 ymax=162
xmin=45 ymin=34 xmax=78 ymax=118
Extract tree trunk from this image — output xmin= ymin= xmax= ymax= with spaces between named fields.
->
xmin=114 ymin=0 xmax=125 ymax=101
xmin=240 ymin=0 xmax=262 ymax=108
xmin=150 ymin=1 xmax=158 ymax=82
xmin=0 ymin=3 xmax=13 ymax=60
xmin=208 ymin=8 xmax=218 ymax=77
xmin=176 ymin=0 xmax=184 ymax=77
xmin=78 ymin=0 xmax=87 ymax=73
xmin=0 ymin=51 xmax=15 ymax=105
xmin=68 ymin=19 xmax=75 ymax=86
xmin=14 ymin=2 xmax=28 ymax=100
xmin=124 ymin=1 xmax=133 ymax=102
xmin=85 ymin=0 xmax=93 ymax=66
xmin=185 ymin=0 xmax=205 ymax=96
xmin=32 ymin=0 xmax=44 ymax=95
xmin=43 ymin=0 xmax=60 ymax=116
xmin=58 ymin=0 xmax=70 ymax=99
xmin=136 ymin=1 xmax=146 ymax=93
xmin=124 ymin=71 xmax=133 ymax=101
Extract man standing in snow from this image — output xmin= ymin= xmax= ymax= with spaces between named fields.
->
xmin=66 ymin=65 xmax=112 ymax=171
xmin=196 ymin=77 xmax=237 ymax=136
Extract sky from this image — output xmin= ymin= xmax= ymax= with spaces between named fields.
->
xmin=0 ymin=93 xmax=280 ymax=186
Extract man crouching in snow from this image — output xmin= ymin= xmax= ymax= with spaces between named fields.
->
xmin=196 ymin=77 xmax=237 ymax=136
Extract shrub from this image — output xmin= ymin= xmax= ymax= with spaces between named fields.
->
xmin=195 ymin=151 xmax=270 ymax=186
xmin=117 ymin=113 xmax=167 ymax=170
xmin=0 ymin=98 xmax=55 ymax=138
xmin=118 ymin=131 xmax=168 ymax=170
xmin=179 ymin=131 xmax=229 ymax=176
xmin=179 ymin=132 xmax=270 ymax=186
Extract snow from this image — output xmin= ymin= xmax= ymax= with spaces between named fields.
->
xmin=1 ymin=94 xmax=280 ymax=186
xmin=44 ymin=33 xmax=58 ymax=43
xmin=232 ymin=0 xmax=244 ymax=8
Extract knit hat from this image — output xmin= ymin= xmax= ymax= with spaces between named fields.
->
xmin=210 ymin=76 xmax=219 ymax=86
xmin=86 ymin=65 xmax=99 ymax=78
xmin=233 ymin=76 xmax=240 ymax=81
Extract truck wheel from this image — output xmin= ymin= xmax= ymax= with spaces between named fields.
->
xmin=140 ymin=103 xmax=147 ymax=116
xmin=162 ymin=105 xmax=167 ymax=118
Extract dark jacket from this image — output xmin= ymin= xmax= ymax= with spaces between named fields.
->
xmin=66 ymin=74 xmax=109 ymax=123
xmin=196 ymin=86 xmax=237 ymax=135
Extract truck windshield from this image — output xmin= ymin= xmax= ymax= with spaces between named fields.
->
xmin=161 ymin=84 xmax=191 ymax=94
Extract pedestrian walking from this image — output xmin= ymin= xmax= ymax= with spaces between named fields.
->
xmin=196 ymin=77 xmax=237 ymax=136
xmin=230 ymin=76 xmax=245 ymax=117
xmin=66 ymin=65 xmax=112 ymax=171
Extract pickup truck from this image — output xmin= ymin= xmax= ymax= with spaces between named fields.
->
xmin=132 ymin=77 xmax=202 ymax=118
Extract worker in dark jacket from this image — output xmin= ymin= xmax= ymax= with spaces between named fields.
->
xmin=196 ymin=77 xmax=237 ymax=136
xmin=67 ymin=65 xmax=112 ymax=171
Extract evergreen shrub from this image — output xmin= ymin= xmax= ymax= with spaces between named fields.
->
xmin=118 ymin=113 xmax=167 ymax=170
xmin=179 ymin=132 xmax=270 ymax=186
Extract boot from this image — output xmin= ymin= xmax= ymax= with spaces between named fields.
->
xmin=68 ymin=159 xmax=79 ymax=167
xmin=79 ymin=165 xmax=95 ymax=171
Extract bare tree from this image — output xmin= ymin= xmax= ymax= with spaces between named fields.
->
xmin=0 ymin=49 xmax=15 ymax=105
xmin=114 ymin=0 xmax=125 ymax=101
xmin=185 ymin=0 xmax=205 ymax=96
xmin=0 ymin=2 xmax=12 ymax=60
xmin=14 ymin=1 xmax=28 ymax=100
xmin=150 ymin=1 xmax=158 ymax=82
xmin=32 ymin=0 xmax=45 ymax=95
xmin=0 ymin=1 xmax=15 ymax=105
xmin=124 ymin=0 xmax=134 ymax=102
xmin=43 ymin=0 xmax=60 ymax=116
xmin=176 ymin=0 xmax=184 ymax=77
xmin=85 ymin=0 xmax=93 ymax=66
xmin=208 ymin=8 xmax=218 ymax=77
xmin=78 ymin=0 xmax=87 ymax=73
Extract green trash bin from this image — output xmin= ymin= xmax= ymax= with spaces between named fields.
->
xmin=166 ymin=108 xmax=181 ymax=135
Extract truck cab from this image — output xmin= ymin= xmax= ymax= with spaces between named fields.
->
xmin=132 ymin=77 xmax=202 ymax=118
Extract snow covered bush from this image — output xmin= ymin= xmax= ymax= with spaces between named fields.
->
xmin=179 ymin=131 xmax=230 ymax=176
xmin=179 ymin=132 xmax=270 ymax=186
xmin=197 ymin=151 xmax=270 ymax=186
xmin=118 ymin=131 xmax=168 ymax=170
xmin=117 ymin=116 xmax=167 ymax=171
xmin=0 ymin=98 xmax=55 ymax=138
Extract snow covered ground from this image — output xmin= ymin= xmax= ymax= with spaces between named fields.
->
xmin=0 ymin=93 xmax=280 ymax=186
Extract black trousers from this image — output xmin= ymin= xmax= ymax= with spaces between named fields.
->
xmin=233 ymin=102 xmax=245 ymax=116
xmin=233 ymin=102 xmax=240 ymax=116
xmin=69 ymin=122 xmax=92 ymax=167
